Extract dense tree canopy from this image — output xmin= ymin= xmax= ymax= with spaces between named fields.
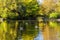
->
xmin=0 ymin=0 xmax=60 ymax=19
xmin=0 ymin=0 xmax=40 ymax=19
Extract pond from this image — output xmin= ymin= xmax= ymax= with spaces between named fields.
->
xmin=0 ymin=20 xmax=60 ymax=40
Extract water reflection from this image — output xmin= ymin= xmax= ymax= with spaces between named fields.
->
xmin=0 ymin=20 xmax=60 ymax=40
xmin=0 ymin=20 xmax=39 ymax=40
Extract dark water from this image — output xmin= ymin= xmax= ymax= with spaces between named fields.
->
xmin=0 ymin=20 xmax=60 ymax=40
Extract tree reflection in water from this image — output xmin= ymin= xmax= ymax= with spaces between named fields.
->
xmin=0 ymin=20 xmax=60 ymax=40
xmin=0 ymin=20 xmax=39 ymax=40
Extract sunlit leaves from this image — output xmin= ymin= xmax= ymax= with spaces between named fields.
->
xmin=23 ymin=0 xmax=32 ymax=4
xmin=39 ymin=0 xmax=60 ymax=16
xmin=0 ymin=0 xmax=40 ymax=19
xmin=0 ymin=0 xmax=60 ymax=19
xmin=1 ymin=8 xmax=8 ymax=18
xmin=49 ymin=12 xmax=58 ymax=18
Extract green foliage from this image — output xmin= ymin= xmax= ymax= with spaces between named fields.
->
xmin=16 ymin=0 xmax=39 ymax=16
xmin=0 ymin=0 xmax=39 ymax=19
xmin=49 ymin=12 xmax=59 ymax=18
xmin=1 ymin=0 xmax=60 ymax=19
xmin=1 ymin=0 xmax=19 ymax=17
xmin=7 ymin=12 xmax=17 ymax=19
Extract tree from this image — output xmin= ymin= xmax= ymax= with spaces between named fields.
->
xmin=0 ymin=0 xmax=40 ymax=19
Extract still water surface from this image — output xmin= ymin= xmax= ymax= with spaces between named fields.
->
xmin=0 ymin=20 xmax=60 ymax=40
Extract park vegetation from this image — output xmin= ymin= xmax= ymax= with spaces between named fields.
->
xmin=0 ymin=0 xmax=60 ymax=20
